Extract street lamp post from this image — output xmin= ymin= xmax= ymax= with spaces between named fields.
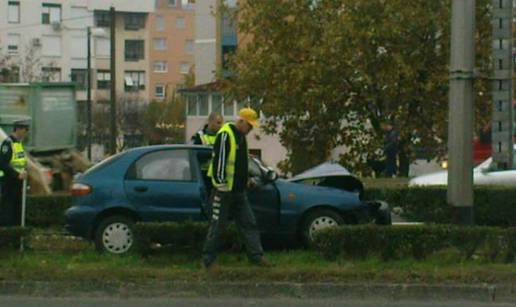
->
xmin=86 ymin=26 xmax=107 ymax=161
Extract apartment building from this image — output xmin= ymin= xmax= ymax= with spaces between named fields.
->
xmin=149 ymin=0 xmax=195 ymax=101
xmin=184 ymin=0 xmax=288 ymax=168
xmin=0 ymin=0 xmax=154 ymax=104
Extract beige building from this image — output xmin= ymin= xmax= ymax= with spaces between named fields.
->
xmin=148 ymin=0 xmax=195 ymax=101
xmin=184 ymin=0 xmax=287 ymax=169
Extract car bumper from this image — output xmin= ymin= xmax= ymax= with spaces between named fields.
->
xmin=364 ymin=200 xmax=391 ymax=225
xmin=64 ymin=205 xmax=98 ymax=240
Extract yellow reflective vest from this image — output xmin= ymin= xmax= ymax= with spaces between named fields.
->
xmin=207 ymin=123 xmax=238 ymax=192
xmin=0 ymin=138 xmax=27 ymax=178
xmin=197 ymin=130 xmax=217 ymax=146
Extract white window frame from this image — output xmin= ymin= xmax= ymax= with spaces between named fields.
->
xmin=155 ymin=84 xmax=166 ymax=98
xmin=153 ymin=61 xmax=168 ymax=73
xmin=8 ymin=1 xmax=20 ymax=24
xmin=180 ymin=62 xmax=190 ymax=74
xmin=155 ymin=15 xmax=165 ymax=31
xmin=7 ymin=33 xmax=20 ymax=54
xmin=42 ymin=3 xmax=61 ymax=24
xmin=153 ymin=38 xmax=167 ymax=51
xmin=176 ymin=16 xmax=185 ymax=29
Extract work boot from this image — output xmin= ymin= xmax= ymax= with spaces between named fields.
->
xmin=251 ymin=257 xmax=273 ymax=268
xmin=202 ymin=260 xmax=220 ymax=274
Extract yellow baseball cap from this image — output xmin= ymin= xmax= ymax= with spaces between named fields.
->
xmin=238 ymin=107 xmax=259 ymax=128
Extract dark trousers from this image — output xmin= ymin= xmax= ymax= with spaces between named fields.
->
xmin=202 ymin=190 xmax=264 ymax=265
xmin=0 ymin=179 xmax=22 ymax=226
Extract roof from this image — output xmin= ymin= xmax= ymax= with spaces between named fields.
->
xmin=177 ymin=81 xmax=225 ymax=93
xmin=290 ymin=162 xmax=351 ymax=181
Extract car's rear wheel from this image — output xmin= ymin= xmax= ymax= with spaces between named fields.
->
xmin=301 ymin=208 xmax=344 ymax=245
xmin=94 ymin=215 xmax=134 ymax=254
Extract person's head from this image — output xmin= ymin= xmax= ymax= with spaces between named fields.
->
xmin=207 ymin=112 xmax=223 ymax=133
xmin=13 ymin=120 xmax=30 ymax=140
xmin=235 ymin=108 xmax=259 ymax=135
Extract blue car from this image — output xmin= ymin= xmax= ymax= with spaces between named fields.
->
xmin=65 ymin=145 xmax=390 ymax=254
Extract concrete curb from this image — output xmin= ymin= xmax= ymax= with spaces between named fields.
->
xmin=1 ymin=281 xmax=516 ymax=302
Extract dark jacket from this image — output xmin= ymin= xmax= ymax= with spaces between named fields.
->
xmin=211 ymin=123 xmax=248 ymax=192
xmin=0 ymin=135 xmax=20 ymax=180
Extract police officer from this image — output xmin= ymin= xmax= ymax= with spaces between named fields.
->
xmin=191 ymin=112 xmax=223 ymax=145
xmin=0 ymin=119 xmax=29 ymax=226
xmin=202 ymin=108 xmax=271 ymax=271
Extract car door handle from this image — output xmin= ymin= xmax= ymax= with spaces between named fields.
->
xmin=134 ymin=186 xmax=148 ymax=193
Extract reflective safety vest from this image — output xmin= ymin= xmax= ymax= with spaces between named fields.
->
xmin=0 ymin=138 xmax=27 ymax=179
xmin=207 ymin=123 xmax=238 ymax=192
xmin=197 ymin=130 xmax=217 ymax=146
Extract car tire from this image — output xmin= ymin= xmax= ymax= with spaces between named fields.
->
xmin=301 ymin=208 xmax=344 ymax=245
xmin=94 ymin=215 xmax=135 ymax=254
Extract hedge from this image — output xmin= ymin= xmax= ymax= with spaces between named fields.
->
xmin=0 ymin=227 xmax=32 ymax=250
xmin=26 ymin=194 xmax=71 ymax=227
xmin=365 ymin=187 xmax=516 ymax=226
xmin=22 ymin=186 xmax=516 ymax=228
xmin=313 ymin=224 xmax=516 ymax=262
xmin=133 ymin=221 xmax=241 ymax=255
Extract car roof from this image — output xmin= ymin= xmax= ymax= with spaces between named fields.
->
xmin=124 ymin=144 xmax=211 ymax=155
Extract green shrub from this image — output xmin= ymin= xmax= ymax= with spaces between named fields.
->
xmin=365 ymin=187 xmax=516 ymax=226
xmin=26 ymin=194 xmax=71 ymax=227
xmin=133 ymin=221 xmax=241 ymax=255
xmin=313 ymin=224 xmax=516 ymax=262
xmin=0 ymin=227 xmax=32 ymax=250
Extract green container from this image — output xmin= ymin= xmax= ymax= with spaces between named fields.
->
xmin=0 ymin=83 xmax=77 ymax=152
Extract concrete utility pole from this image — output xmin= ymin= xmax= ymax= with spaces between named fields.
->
xmin=87 ymin=26 xmax=92 ymax=160
xmin=110 ymin=6 xmax=117 ymax=155
xmin=447 ymin=0 xmax=475 ymax=225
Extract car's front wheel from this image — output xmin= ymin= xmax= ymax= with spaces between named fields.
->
xmin=301 ymin=208 xmax=344 ymax=245
xmin=94 ymin=215 xmax=134 ymax=254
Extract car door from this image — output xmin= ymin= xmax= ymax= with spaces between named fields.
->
xmin=247 ymin=158 xmax=281 ymax=232
xmin=124 ymin=149 xmax=204 ymax=222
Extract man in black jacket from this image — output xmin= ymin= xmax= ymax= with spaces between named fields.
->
xmin=202 ymin=108 xmax=271 ymax=271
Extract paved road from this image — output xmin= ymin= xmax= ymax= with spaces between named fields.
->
xmin=0 ymin=296 xmax=514 ymax=307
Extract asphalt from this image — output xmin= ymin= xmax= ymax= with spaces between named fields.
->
xmin=0 ymin=281 xmax=515 ymax=303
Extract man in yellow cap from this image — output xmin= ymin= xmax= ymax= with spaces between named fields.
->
xmin=203 ymin=108 xmax=271 ymax=271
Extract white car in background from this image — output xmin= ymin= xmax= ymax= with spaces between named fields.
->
xmin=409 ymin=152 xmax=516 ymax=187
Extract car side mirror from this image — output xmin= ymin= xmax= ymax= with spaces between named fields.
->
xmin=265 ymin=167 xmax=278 ymax=182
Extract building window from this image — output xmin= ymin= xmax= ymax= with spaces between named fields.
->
xmin=212 ymin=94 xmax=222 ymax=114
xmin=176 ymin=16 xmax=185 ymax=29
xmin=155 ymin=84 xmax=165 ymax=98
xmin=71 ymin=69 xmax=87 ymax=90
xmin=180 ymin=62 xmax=190 ymax=74
xmin=7 ymin=33 xmax=20 ymax=54
xmin=155 ymin=15 xmax=165 ymax=31
xmin=42 ymin=3 xmax=61 ymax=24
xmin=124 ymin=71 xmax=146 ymax=91
xmin=153 ymin=38 xmax=167 ymax=51
xmin=222 ymin=45 xmax=237 ymax=70
xmin=1 ymin=66 xmax=20 ymax=82
xmin=153 ymin=61 xmax=168 ymax=73
xmin=224 ymin=100 xmax=235 ymax=116
xmin=198 ymin=94 xmax=209 ymax=116
xmin=187 ymin=95 xmax=197 ymax=116
xmin=185 ymin=40 xmax=194 ymax=54
xmin=42 ymin=67 xmax=61 ymax=82
xmin=168 ymin=0 xmax=177 ymax=7
xmin=42 ymin=35 xmax=62 ymax=56
xmin=8 ymin=1 xmax=20 ymax=24
xmin=181 ymin=0 xmax=195 ymax=9
xmin=125 ymin=40 xmax=145 ymax=61
xmin=95 ymin=11 xmax=110 ymax=27
xmin=97 ymin=70 xmax=111 ymax=89
xmin=124 ymin=13 xmax=146 ymax=31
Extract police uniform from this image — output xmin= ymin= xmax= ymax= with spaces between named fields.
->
xmin=191 ymin=125 xmax=218 ymax=146
xmin=0 ymin=120 xmax=29 ymax=226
